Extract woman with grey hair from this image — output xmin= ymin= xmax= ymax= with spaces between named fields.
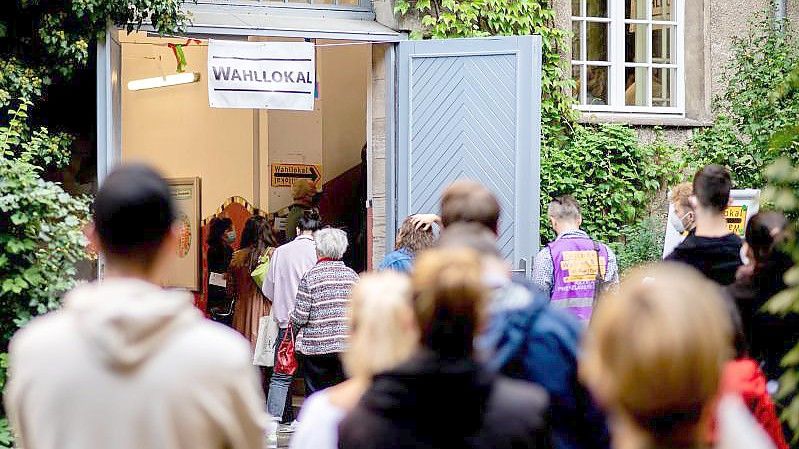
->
xmin=291 ymin=228 xmax=359 ymax=395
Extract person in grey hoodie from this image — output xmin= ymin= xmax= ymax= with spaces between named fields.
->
xmin=4 ymin=164 xmax=267 ymax=449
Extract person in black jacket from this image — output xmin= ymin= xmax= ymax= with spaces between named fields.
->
xmin=726 ymin=211 xmax=799 ymax=380
xmin=666 ymin=165 xmax=742 ymax=285
xmin=338 ymin=248 xmax=551 ymax=449
xmin=206 ymin=217 xmax=234 ymax=321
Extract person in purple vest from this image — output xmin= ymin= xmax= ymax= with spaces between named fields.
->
xmin=533 ymin=194 xmax=619 ymax=323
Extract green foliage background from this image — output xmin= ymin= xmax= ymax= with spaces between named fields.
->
xmin=0 ymin=1 xmax=186 ymax=444
xmin=763 ymin=61 xmax=799 ymax=443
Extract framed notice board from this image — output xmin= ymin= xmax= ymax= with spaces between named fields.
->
xmin=159 ymin=177 xmax=202 ymax=291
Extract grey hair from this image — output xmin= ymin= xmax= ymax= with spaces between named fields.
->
xmin=548 ymin=195 xmax=582 ymax=222
xmin=314 ymin=228 xmax=349 ymax=260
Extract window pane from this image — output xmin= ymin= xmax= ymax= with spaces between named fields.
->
xmin=587 ymin=0 xmax=607 ymax=17
xmin=572 ymin=0 xmax=582 ymax=16
xmin=338 ymin=0 xmax=362 ymax=4
xmin=625 ymin=66 xmax=649 ymax=106
xmin=572 ymin=65 xmax=582 ymax=102
xmin=652 ymin=25 xmax=673 ymax=63
xmin=652 ymin=67 xmax=674 ymax=107
xmin=572 ymin=21 xmax=582 ymax=60
xmin=587 ymin=65 xmax=608 ymax=105
xmin=625 ymin=0 xmax=646 ymax=19
xmin=312 ymin=0 xmax=335 ymax=4
xmin=652 ymin=0 xmax=673 ymax=21
xmin=625 ymin=23 xmax=649 ymax=63
xmin=586 ymin=22 xmax=608 ymax=61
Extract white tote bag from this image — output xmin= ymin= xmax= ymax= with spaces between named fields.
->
xmin=253 ymin=308 xmax=279 ymax=367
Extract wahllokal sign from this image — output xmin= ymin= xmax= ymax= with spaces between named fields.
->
xmin=207 ymin=40 xmax=315 ymax=111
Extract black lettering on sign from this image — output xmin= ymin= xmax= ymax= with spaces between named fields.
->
xmin=231 ymin=69 xmax=242 ymax=81
xmin=212 ymin=66 xmax=231 ymax=81
xmin=271 ymin=71 xmax=283 ymax=82
xmin=283 ymin=71 xmax=295 ymax=83
xmin=243 ymin=70 xmax=253 ymax=82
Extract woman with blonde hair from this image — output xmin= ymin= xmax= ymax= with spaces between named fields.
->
xmin=581 ymin=263 xmax=732 ymax=449
xmin=339 ymin=248 xmax=550 ymax=449
xmin=289 ymin=272 xmax=419 ymax=449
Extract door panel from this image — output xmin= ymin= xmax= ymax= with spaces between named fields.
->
xmin=396 ymin=36 xmax=542 ymax=273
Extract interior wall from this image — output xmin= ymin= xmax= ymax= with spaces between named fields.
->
xmin=320 ymin=41 xmax=370 ymax=183
xmin=119 ymin=32 xmax=256 ymax=218
xmin=121 ymin=32 xmax=369 ymax=216
xmin=266 ymin=40 xmax=370 ymax=212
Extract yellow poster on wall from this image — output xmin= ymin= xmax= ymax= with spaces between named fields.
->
xmin=724 ymin=205 xmax=748 ymax=237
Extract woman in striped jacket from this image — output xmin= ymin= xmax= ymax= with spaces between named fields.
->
xmin=291 ymin=227 xmax=359 ymax=395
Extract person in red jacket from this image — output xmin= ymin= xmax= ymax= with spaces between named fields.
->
xmin=718 ymin=303 xmax=788 ymax=449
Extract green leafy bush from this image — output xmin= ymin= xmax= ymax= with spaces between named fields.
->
xmin=762 ymin=61 xmax=799 ymax=442
xmin=686 ymin=9 xmax=799 ymax=188
xmin=0 ymin=102 xmax=91 ymax=341
xmin=541 ymin=124 xmax=682 ymax=242
xmin=612 ymin=217 xmax=665 ymax=274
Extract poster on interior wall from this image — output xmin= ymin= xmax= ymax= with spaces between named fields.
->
xmin=207 ymin=40 xmax=315 ymax=111
xmin=662 ymin=189 xmax=760 ymax=258
xmin=158 ymin=177 xmax=202 ymax=291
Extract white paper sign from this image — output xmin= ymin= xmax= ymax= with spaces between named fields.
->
xmin=662 ymin=188 xmax=760 ymax=258
xmin=208 ymin=40 xmax=315 ymax=110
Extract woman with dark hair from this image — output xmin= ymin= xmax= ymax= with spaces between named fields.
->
xmin=206 ymin=217 xmax=234 ymax=317
xmin=228 ymin=215 xmax=277 ymax=347
xmin=726 ymin=211 xmax=799 ymax=380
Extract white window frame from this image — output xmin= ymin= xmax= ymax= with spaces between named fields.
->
xmin=571 ymin=0 xmax=685 ymax=115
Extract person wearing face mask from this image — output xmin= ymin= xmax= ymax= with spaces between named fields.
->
xmin=665 ymin=165 xmax=742 ymax=286
xmin=669 ymin=182 xmax=695 ymax=236
xmin=207 ymin=217 xmax=235 ymax=322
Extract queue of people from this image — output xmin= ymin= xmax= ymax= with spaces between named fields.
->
xmin=3 ymin=161 xmax=796 ymax=449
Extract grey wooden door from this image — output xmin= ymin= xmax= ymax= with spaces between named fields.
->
xmin=395 ymin=36 xmax=542 ymax=275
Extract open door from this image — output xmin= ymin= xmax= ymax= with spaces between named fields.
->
xmin=97 ymin=27 xmax=122 ymax=185
xmin=395 ymin=36 xmax=542 ymax=277
xmin=96 ymin=27 xmax=122 ymax=279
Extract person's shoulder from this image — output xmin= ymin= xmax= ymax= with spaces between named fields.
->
xmin=9 ymin=310 xmax=73 ymax=355
xmin=487 ymin=378 xmax=549 ymax=427
xmin=337 ymin=402 xmax=390 ymax=449
xmin=174 ymin=319 xmax=253 ymax=370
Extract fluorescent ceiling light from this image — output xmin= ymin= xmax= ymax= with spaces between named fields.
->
xmin=127 ymin=72 xmax=201 ymax=91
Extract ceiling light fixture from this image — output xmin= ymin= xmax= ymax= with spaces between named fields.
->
xmin=127 ymin=72 xmax=201 ymax=91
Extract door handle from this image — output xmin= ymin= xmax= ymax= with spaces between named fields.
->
xmin=510 ymin=257 xmax=531 ymax=279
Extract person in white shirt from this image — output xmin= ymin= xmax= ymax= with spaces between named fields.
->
xmin=262 ymin=210 xmax=321 ymax=423
xmin=289 ymin=272 xmax=419 ymax=449
xmin=5 ymin=164 xmax=266 ymax=449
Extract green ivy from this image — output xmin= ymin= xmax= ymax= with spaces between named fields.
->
xmin=541 ymin=124 xmax=682 ymax=242
xmin=685 ymin=9 xmax=799 ymax=188
xmin=611 ymin=217 xmax=666 ymax=274
xmin=393 ymin=0 xmax=577 ymax=150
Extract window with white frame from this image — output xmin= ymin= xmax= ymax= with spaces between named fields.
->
xmin=571 ymin=0 xmax=683 ymax=113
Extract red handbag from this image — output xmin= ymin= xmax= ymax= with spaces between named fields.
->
xmin=275 ymin=323 xmax=298 ymax=375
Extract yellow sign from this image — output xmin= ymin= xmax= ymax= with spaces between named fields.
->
xmin=560 ymin=250 xmax=607 ymax=283
xmin=270 ymin=163 xmax=322 ymax=188
xmin=724 ymin=205 xmax=748 ymax=236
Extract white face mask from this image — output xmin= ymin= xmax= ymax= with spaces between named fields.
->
xmin=670 ymin=211 xmax=693 ymax=234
